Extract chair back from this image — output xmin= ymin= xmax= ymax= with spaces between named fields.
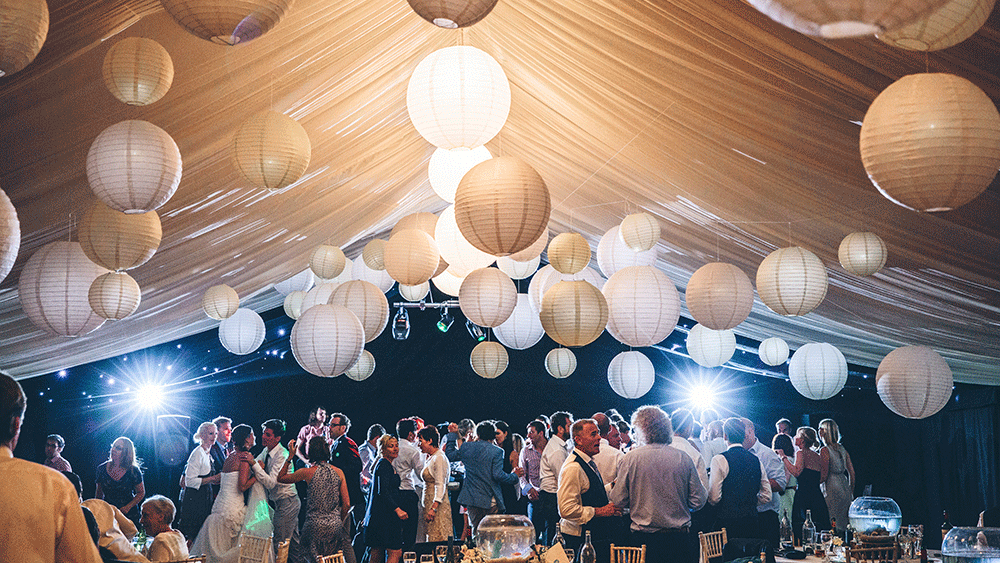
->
xmin=699 ymin=528 xmax=728 ymax=563
xmin=238 ymin=534 xmax=272 ymax=563
xmin=846 ymin=544 xmax=900 ymax=563
xmin=178 ymin=557 xmax=207 ymax=563
xmin=317 ymin=551 xmax=347 ymax=563
xmin=610 ymin=543 xmax=646 ymax=563
xmin=275 ymin=539 xmax=290 ymax=563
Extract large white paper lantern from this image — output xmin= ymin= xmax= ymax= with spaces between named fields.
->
xmin=160 ymin=0 xmax=293 ymax=45
xmin=345 ymin=350 xmax=376 ymax=381
xmin=310 ymin=245 xmax=346 ymax=280
xmin=232 ymin=110 xmax=310 ymax=191
xmin=203 ymin=284 xmax=239 ymax=320
xmin=756 ymin=246 xmax=828 ymax=316
xmin=509 ymin=229 xmax=548 ymax=262
xmin=788 ymin=342 xmax=848 ymax=400
xmin=838 ymin=232 xmax=888 ymax=276
xmin=547 ymin=232 xmax=590 ymax=275
xmin=432 ymin=268 xmax=466 ymax=297
xmin=597 ymin=225 xmax=657 ymax=278
xmin=545 ymin=348 xmax=577 ymax=379
xmin=0 ymin=0 xmax=48 ymax=78
xmin=603 ymin=266 xmax=680 ymax=348
xmin=385 ymin=229 xmax=439 ymax=285
xmin=330 ymin=280 xmax=389 ymax=342
xmin=428 ymin=146 xmax=492 ymax=203
xmin=19 ymin=241 xmax=109 ymax=336
xmin=434 ymin=205 xmax=494 ymax=276
xmin=79 ymin=202 xmax=161 ymax=271
xmin=399 ymin=282 xmax=430 ymax=302
xmin=301 ymin=282 xmax=338 ymax=313
xmin=494 ymin=294 xmax=544 ymax=350
xmin=860 ymin=73 xmax=1000 ymax=212
xmin=608 ymin=351 xmax=656 ymax=399
xmin=497 ymin=255 xmax=540 ymax=280
xmin=283 ymin=290 xmax=306 ymax=320
xmin=102 ymin=37 xmax=174 ymax=106
xmin=686 ymin=262 xmax=754 ymax=330
xmin=876 ymin=0 xmax=994 ymax=51
xmin=746 ymin=0 xmax=948 ymax=38
xmin=876 ymin=345 xmax=953 ymax=419
xmin=274 ymin=268 xmax=315 ymax=295
xmin=470 ymin=341 xmax=508 ymax=379
xmin=351 ymin=258 xmax=395 ymax=293
xmin=406 ymin=45 xmax=510 ymax=149
xmin=0 ymin=188 xmax=21 ymax=284
xmin=407 ymin=0 xmax=499 ymax=28
xmin=218 ymin=308 xmax=265 ymax=355
xmin=540 ymin=280 xmax=609 ymax=347
xmin=619 ymin=212 xmax=660 ymax=252
xmin=391 ymin=212 xmax=439 ymax=238
xmin=759 ymin=337 xmax=790 ymax=366
xmin=87 ymin=120 xmax=182 ymax=213
xmin=89 ymin=272 xmax=141 ymax=320
xmin=686 ymin=324 xmax=736 ymax=368
xmin=460 ymin=267 xmax=517 ymax=327
xmin=291 ymin=304 xmax=365 ymax=377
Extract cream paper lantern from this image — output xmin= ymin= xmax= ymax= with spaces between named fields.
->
xmin=407 ymin=0 xmax=499 ymax=28
xmin=759 ymin=337 xmax=790 ymax=366
xmin=351 ymin=258 xmax=395 ymax=293
xmin=746 ymin=0 xmax=948 ymax=38
xmin=218 ymin=308 xmax=265 ymax=355
xmin=399 ymin=282 xmax=430 ymax=302
xmin=877 ymin=0 xmax=994 ymax=51
xmin=597 ymin=225 xmax=657 ymax=278
xmin=686 ymin=262 xmax=755 ymax=331
xmin=428 ymin=146 xmax=492 ymax=203
xmin=391 ymin=212 xmax=438 ymax=237
xmin=433 ymin=256 xmax=450 ymax=278
xmin=160 ymin=0 xmax=293 ymax=45
xmin=788 ymin=342 xmax=848 ymax=400
xmin=756 ymin=246 xmax=828 ymax=316
xmin=539 ymin=280 xmax=609 ymax=347
xmin=384 ymin=229 xmax=439 ymax=285
xmin=432 ymin=268 xmax=466 ymax=297
xmin=686 ymin=324 xmax=736 ymax=368
xmin=322 ymin=256 xmax=354 ymax=284
xmin=89 ymin=272 xmax=141 ymax=320
xmin=19 ymin=241 xmax=109 ymax=336
xmin=331 ymin=280 xmax=390 ymax=342
xmin=607 ymin=351 xmax=656 ymax=399
xmin=0 ymin=188 xmax=21 ymax=284
xmin=203 ymin=284 xmax=239 ymax=320
xmin=362 ymin=239 xmax=387 ymax=271
xmin=877 ymin=345 xmax=953 ymax=419
xmin=102 ymin=37 xmax=174 ymax=106
xmin=87 ymin=120 xmax=183 ymax=213
xmin=345 ymin=350 xmax=376 ymax=381
xmin=460 ymin=267 xmax=517 ymax=327
xmin=434 ymin=205 xmax=494 ymax=276
xmin=603 ymin=266 xmax=680 ymax=348
xmin=232 ymin=110 xmax=311 ymax=191
xmin=0 ymin=0 xmax=48 ymax=78
xmin=470 ymin=341 xmax=508 ymax=379
xmin=545 ymin=348 xmax=577 ymax=379
xmin=494 ymin=294 xmax=544 ymax=350
xmin=274 ymin=268 xmax=315 ymax=295
xmin=310 ymin=245 xmax=346 ymax=280
xmin=78 ymin=202 xmax=161 ymax=271
xmin=529 ymin=265 xmax=605 ymax=313
xmin=300 ymin=282 xmax=338 ymax=313
xmin=509 ymin=229 xmax=548 ymax=262
xmin=496 ymin=255 xmax=540 ymax=280
xmin=619 ymin=212 xmax=660 ymax=252
xmin=406 ymin=46 xmax=510 ymax=149
xmin=291 ymin=304 xmax=365 ymax=377
xmin=283 ymin=290 xmax=307 ymax=319
xmin=455 ymin=157 xmax=551 ymax=257
xmin=547 ymin=232 xmax=591 ymax=275
xmin=860 ymin=73 xmax=1000 ymax=212
xmin=838 ymin=232 xmax=888 ymax=276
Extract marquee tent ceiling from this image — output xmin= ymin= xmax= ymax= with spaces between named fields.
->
xmin=1 ymin=0 xmax=998 ymax=383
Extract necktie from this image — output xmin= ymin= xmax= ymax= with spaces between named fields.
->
xmin=588 ymin=459 xmax=602 ymax=480
xmin=265 ymin=452 xmax=271 ymax=467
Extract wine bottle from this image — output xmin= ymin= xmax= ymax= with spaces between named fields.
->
xmin=552 ymin=522 xmax=565 ymax=547
xmin=580 ymin=530 xmax=597 ymax=563
xmin=780 ymin=514 xmax=793 ymax=550
xmin=802 ymin=509 xmax=816 ymax=550
xmin=942 ymin=510 xmax=953 ymax=541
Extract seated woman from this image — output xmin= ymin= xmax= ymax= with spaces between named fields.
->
xmin=141 ymin=495 xmax=189 ymax=562
xmin=81 ymin=497 xmax=148 ymax=562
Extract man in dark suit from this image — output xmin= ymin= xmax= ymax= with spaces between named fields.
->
xmin=446 ymin=421 xmax=524 ymax=534
xmin=328 ymin=412 xmax=363 ymax=558
xmin=208 ymin=416 xmax=232 ymax=500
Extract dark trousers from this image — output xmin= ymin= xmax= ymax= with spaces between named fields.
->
xmin=538 ymin=492 xmax=560 ymax=546
xmin=527 ymin=498 xmax=545 ymax=543
xmin=630 ymin=528 xmax=690 ymax=563
xmin=718 ymin=515 xmax=759 ymax=542
xmin=400 ymin=490 xmax=420 ymax=551
xmin=758 ymin=510 xmax=779 ymax=552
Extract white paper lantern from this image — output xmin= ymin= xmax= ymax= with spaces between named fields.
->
xmin=547 ymin=232 xmax=591 ymax=275
xmin=619 ymin=212 xmax=660 ymax=252
xmin=428 ymin=146 xmax=492 ymax=203
xmin=330 ymin=280 xmax=390 ymax=342
xmin=878 ymin=0 xmax=994 ymax=50
xmin=232 ymin=110 xmax=310 ymax=191
xmin=876 ymin=345 xmax=953 ymax=419
xmin=539 ymin=280 xmax=609 ymax=347
xmin=274 ymin=268 xmax=315 ymax=295
xmin=362 ymin=239 xmax=387 ymax=271
xmin=686 ymin=324 xmax=736 ymax=368
xmin=102 ymin=37 xmax=174 ymax=106
xmin=218 ymin=308 xmax=265 ymax=355
xmin=351 ymin=258 xmax=395 ymax=293
xmin=545 ymin=348 xmax=577 ymax=379
xmin=608 ymin=351 xmax=656 ymax=399
xmin=838 ymin=232 xmax=888 ymax=276
xmin=406 ymin=46 xmax=510 ymax=149
xmin=322 ymin=257 xmax=354 ymax=284
xmin=291 ymin=304 xmax=365 ymax=377
xmin=597 ymin=225 xmax=657 ymax=278
xmin=494 ymin=294 xmax=544 ymax=350
xmin=19 ymin=241 xmax=109 ymax=336
xmin=392 ymin=212 xmax=439 ymax=238
xmin=603 ymin=266 xmax=680 ymax=347
xmin=432 ymin=268 xmax=466 ymax=297
xmin=0 ymin=188 xmax=21 ymax=284
xmin=399 ymin=282 xmax=430 ymax=302
xmin=746 ymin=0 xmax=948 ymax=38
xmin=686 ymin=262 xmax=755 ymax=331
xmin=160 ymin=0 xmax=293 ymax=45
xmin=301 ymin=282 xmax=338 ymax=313
xmin=509 ymin=229 xmax=549 ymax=262
xmin=460 ymin=268 xmax=517 ymax=328
xmin=345 ymin=350 xmax=376 ymax=381
xmin=310 ymin=245 xmax=346 ymax=280
xmin=0 ymin=0 xmax=48 ymax=78
xmin=756 ymin=246 xmax=828 ymax=316
xmin=406 ymin=0 xmax=499 ymax=28
xmin=283 ymin=290 xmax=307 ymax=320
xmin=497 ymin=255 xmax=540 ymax=280
xmin=759 ymin=337 xmax=790 ymax=366
xmin=78 ymin=202 xmax=162 ymax=271
xmin=788 ymin=342 xmax=848 ymax=400
xmin=89 ymin=272 xmax=141 ymax=320
xmin=470 ymin=341 xmax=508 ymax=379
xmin=87 ymin=120 xmax=183 ymax=213
xmin=203 ymin=284 xmax=239 ymax=320
xmin=434 ymin=205 xmax=494 ymax=276
xmin=385 ymin=229 xmax=440 ymax=285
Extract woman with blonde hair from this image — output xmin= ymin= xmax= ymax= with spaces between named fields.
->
xmin=363 ymin=434 xmax=408 ymax=563
xmin=179 ymin=422 xmax=222 ymax=540
xmin=819 ymin=419 xmax=855 ymax=533
xmin=141 ymin=495 xmax=189 ymax=562
xmin=778 ymin=426 xmax=830 ymax=543
xmin=96 ymin=436 xmax=145 ymax=523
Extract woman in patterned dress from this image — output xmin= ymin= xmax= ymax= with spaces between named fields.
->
xmin=417 ymin=426 xmax=452 ymax=542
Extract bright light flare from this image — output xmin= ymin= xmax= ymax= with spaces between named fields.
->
xmin=136 ymin=384 xmax=163 ymax=410
xmin=688 ymin=383 xmax=717 ymax=411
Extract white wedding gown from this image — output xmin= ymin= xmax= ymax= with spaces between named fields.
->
xmin=191 ymin=471 xmax=274 ymax=563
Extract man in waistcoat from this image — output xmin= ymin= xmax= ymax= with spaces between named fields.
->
xmin=707 ymin=417 xmax=771 ymax=541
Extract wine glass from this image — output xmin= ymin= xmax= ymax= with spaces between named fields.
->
xmin=403 ymin=552 xmax=417 ymax=563
xmin=421 ymin=555 xmax=434 ymax=563
xmin=817 ymin=531 xmax=832 ymax=561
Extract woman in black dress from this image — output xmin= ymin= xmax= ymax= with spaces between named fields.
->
xmin=96 ymin=436 xmax=145 ymax=524
xmin=779 ymin=426 xmax=830 ymax=545
xmin=363 ymin=435 xmax=408 ymax=563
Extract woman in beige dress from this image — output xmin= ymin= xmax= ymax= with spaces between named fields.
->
xmin=819 ymin=419 xmax=855 ymax=533
xmin=417 ymin=426 xmax=452 ymax=542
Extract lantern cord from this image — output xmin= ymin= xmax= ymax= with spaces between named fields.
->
xmin=787 ymin=222 xmax=792 ymax=247
xmin=67 ymin=213 xmax=76 ymax=242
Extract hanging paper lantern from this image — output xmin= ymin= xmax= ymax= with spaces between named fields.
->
xmin=547 ymin=232 xmax=591 ymax=275
xmin=455 ymin=157 xmax=551 ymax=257
xmin=496 ymin=255 xmax=540 ymax=280
xmin=686 ymin=262 xmax=754 ymax=331
xmin=686 ymin=324 xmax=736 ymax=368
xmin=89 ymin=272 xmax=141 ymax=320
xmin=291 ymin=304 xmax=365 ymax=377
xmin=434 ymin=205 xmax=494 ymax=276
xmin=399 ymin=282 xmax=430 ymax=302
xmin=310 ymin=245 xmax=346 ymax=280
xmin=460 ymin=267 xmax=517 ymax=327
xmin=876 ymin=0 xmax=994 ymax=51
xmin=391 ymin=212 xmax=439 ymax=238
xmin=87 ymin=120 xmax=183 ymax=213
xmin=838 ymin=232 xmax=888 ymax=276
xmin=596 ymin=225 xmax=657 ymax=278
xmin=406 ymin=45 xmax=510 ymax=149
xmin=608 ymin=351 xmax=656 ymax=399
xmin=539 ymin=280 xmax=609 ymax=347
xmin=385 ymin=229 xmax=440 ymax=285
xmin=283 ymin=290 xmax=307 ymax=320
xmin=745 ymin=0 xmax=947 ymax=38
xmin=160 ymin=0 xmax=293 ymax=45
xmin=603 ymin=266 xmax=680 ymax=347
xmin=428 ymin=146 xmax=492 ymax=203
xmin=494 ymin=294 xmax=544 ymax=350
xmin=431 ymin=268 xmax=466 ymax=297
xmin=759 ymin=337 xmax=790 ymax=366
xmin=345 ymin=350 xmax=376 ymax=381
xmin=788 ymin=342 xmax=848 ymax=400
xmin=300 ymin=282 xmax=338 ymax=313
xmin=351 ymin=258 xmax=395 ymax=293
xmin=545 ymin=348 xmax=577 ymax=379
xmin=102 ymin=37 xmax=174 ymax=106
xmin=19 ymin=241 xmax=109 ymax=336
xmin=203 ymin=284 xmax=239 ymax=320
xmin=78 ymin=202 xmax=161 ymax=271
xmin=330 ymin=280 xmax=390 ymax=342
xmin=362 ymin=239 xmax=387 ymax=271
xmin=619 ymin=212 xmax=660 ymax=252
xmin=433 ymin=256 xmax=450 ymax=277
xmin=406 ymin=0 xmax=499 ymax=28
xmin=876 ymin=346 xmax=953 ymax=419
xmin=470 ymin=341 xmax=508 ymax=379
xmin=756 ymin=246 xmax=828 ymax=316
xmin=274 ymin=268 xmax=315 ymax=295
xmin=218 ymin=308 xmax=265 ymax=355
xmin=509 ymin=229 xmax=549 ymax=262
xmin=528 ymin=265 xmax=605 ymax=313
xmin=232 ymin=110 xmax=310 ymax=191
xmin=323 ymin=256 xmax=354 ymax=284
xmin=0 ymin=0 xmax=48 ymax=78
xmin=0 ymin=188 xmax=21 ymax=284
xmin=860 ymin=73 xmax=1000 ymax=212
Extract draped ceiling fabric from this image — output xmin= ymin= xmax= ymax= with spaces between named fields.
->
xmin=0 ymin=0 xmax=998 ymax=383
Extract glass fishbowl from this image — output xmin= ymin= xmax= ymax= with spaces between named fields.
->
xmin=943 ymin=528 xmax=1000 ymax=563
xmin=476 ymin=514 xmax=536 ymax=563
xmin=848 ymin=497 xmax=903 ymax=536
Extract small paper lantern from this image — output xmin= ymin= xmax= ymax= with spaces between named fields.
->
xmin=87 ymin=120 xmax=183 ymax=213
xmin=838 ymin=232 xmax=888 ymax=276
xmin=0 ymin=188 xmax=21 ymax=284
xmin=291 ymin=304 xmax=365 ymax=377
xmin=759 ymin=337 xmax=790 ymax=366
xmin=455 ymin=157 xmax=551 ymax=257
xmin=495 ymin=294 xmax=544 ymax=350
xmin=686 ymin=324 xmax=736 ymax=368
xmin=470 ymin=341 xmax=508 ymax=379
xmin=384 ymin=229 xmax=439 ymax=285
xmin=351 ymin=258 xmax=395 ymax=293
xmin=406 ymin=45 xmax=510 ymax=149
xmin=283 ymin=290 xmax=307 ymax=320
xmin=496 ymin=255 xmax=540 ymax=280
xmin=746 ymin=0 xmax=947 ymax=38
xmin=539 ymin=280 xmax=609 ymax=347
xmin=860 ymin=73 xmax=1000 ymax=212
xmin=545 ymin=348 xmax=577 ymax=379
xmin=218 ymin=308 xmax=265 ymax=355
xmin=391 ymin=212 xmax=439 ymax=238
xmin=323 ymin=256 xmax=354 ymax=284
xmin=686 ymin=262 xmax=754 ymax=330
xmin=78 ymin=202 xmax=161 ymax=271
xmin=310 ymin=245 xmax=346 ymax=280
xmin=399 ymin=282 xmax=430 ymax=302
xmin=362 ymin=239 xmax=387 ymax=271
xmin=330 ymin=280 xmax=390 ymax=342
xmin=788 ymin=342 xmax=848 ymax=400
xmin=877 ymin=346 xmax=953 ymax=419
xmin=509 ymin=229 xmax=548 ymax=262
xmin=301 ymin=282 xmax=338 ymax=313
xmin=0 ymin=0 xmax=48 ymax=78
xmin=102 ymin=37 xmax=174 ymax=106
xmin=619 ymin=212 xmax=660 ymax=252
xmin=428 ymin=146 xmax=492 ymax=203
xmin=547 ymin=232 xmax=591 ymax=275
xmin=19 ymin=241 xmax=109 ymax=336
xmin=434 ymin=205 xmax=494 ymax=276
xmin=232 ymin=110 xmax=310 ymax=191
xmin=345 ymin=350 xmax=376 ymax=381
xmin=160 ymin=0 xmax=293 ymax=45
xmin=603 ymin=266 xmax=680 ymax=348
xmin=876 ymin=0 xmax=994 ymax=51
xmin=203 ymin=284 xmax=239 ymax=320
xmin=459 ymin=267 xmax=517 ymax=328
xmin=274 ymin=268 xmax=315 ymax=295
xmin=432 ymin=268 xmax=466 ymax=297
xmin=608 ymin=351 xmax=656 ymax=399
xmin=89 ymin=272 xmax=141 ymax=320
xmin=756 ymin=246 xmax=828 ymax=316
xmin=597 ymin=225 xmax=657 ymax=278
xmin=407 ymin=0 xmax=499 ymax=28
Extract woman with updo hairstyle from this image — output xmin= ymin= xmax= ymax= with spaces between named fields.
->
xmin=772 ymin=433 xmax=797 ymax=527
xmin=416 ymin=426 xmax=451 ymax=542
xmin=141 ymin=495 xmax=189 ymax=562
xmin=819 ymin=419 xmax=855 ymax=533
xmin=363 ymin=434 xmax=408 ymax=563
xmin=779 ymin=426 xmax=830 ymax=543
xmin=179 ymin=421 xmax=221 ymax=540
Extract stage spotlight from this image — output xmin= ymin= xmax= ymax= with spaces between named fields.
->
xmin=392 ymin=307 xmax=410 ymax=340
xmin=137 ymin=384 xmax=163 ymax=410
xmin=465 ymin=320 xmax=486 ymax=341
xmin=688 ymin=383 xmax=717 ymax=412
xmin=437 ymin=308 xmax=454 ymax=333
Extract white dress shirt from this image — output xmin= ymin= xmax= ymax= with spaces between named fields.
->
xmin=749 ymin=440 xmax=786 ymax=513
xmin=702 ymin=437 xmax=727 ymax=469
xmin=424 ymin=450 xmax=450 ymax=504
xmin=591 ymin=438 xmax=623 ymax=485
xmin=360 ymin=440 xmax=378 ymax=488
xmin=252 ymin=443 xmax=297 ymax=500
xmin=183 ymin=445 xmax=213 ymax=489
xmin=393 ymin=438 xmax=423 ymax=491
xmin=540 ymin=435 xmax=570 ymax=494
xmin=557 ymin=448 xmax=613 ymax=536
xmin=671 ymin=436 xmax=709 ymax=490
xmin=707 ymin=444 xmax=772 ymax=506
